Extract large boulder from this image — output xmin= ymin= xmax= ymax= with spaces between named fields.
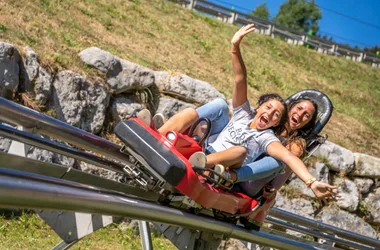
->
xmin=316 ymin=207 xmax=377 ymax=239
xmin=110 ymin=96 xmax=145 ymax=123
xmin=364 ymin=188 xmax=380 ymax=225
xmin=156 ymin=97 xmax=196 ymax=119
xmin=21 ymin=46 xmax=52 ymax=104
xmin=154 ymin=71 xmax=225 ymax=104
xmin=332 ymin=178 xmax=359 ymax=212
xmin=313 ymin=141 xmax=355 ymax=174
xmin=51 ymin=71 xmax=109 ymax=133
xmin=353 ymin=178 xmax=374 ymax=195
xmin=275 ymin=192 xmax=314 ymax=219
xmin=107 ymin=60 xmax=155 ymax=94
xmin=79 ymin=47 xmax=155 ymax=94
xmin=0 ymin=42 xmax=20 ymax=98
xmin=79 ymin=47 xmax=119 ymax=73
xmin=352 ymin=153 xmax=380 ymax=179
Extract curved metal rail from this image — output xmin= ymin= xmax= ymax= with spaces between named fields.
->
xmin=0 ymin=167 xmax=322 ymax=250
xmin=269 ymin=208 xmax=380 ymax=249
xmin=0 ymin=97 xmax=132 ymax=166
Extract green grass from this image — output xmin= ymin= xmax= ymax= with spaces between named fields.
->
xmin=0 ymin=0 xmax=379 ymax=158
xmin=0 ymin=211 xmax=176 ymax=250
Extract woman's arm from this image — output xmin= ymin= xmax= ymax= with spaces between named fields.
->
xmin=231 ymin=24 xmax=255 ymax=108
xmin=267 ymin=141 xmax=336 ymax=199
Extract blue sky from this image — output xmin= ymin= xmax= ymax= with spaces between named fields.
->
xmin=207 ymin=0 xmax=380 ymax=49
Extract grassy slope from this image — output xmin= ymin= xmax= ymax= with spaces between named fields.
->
xmin=0 ymin=211 xmax=176 ymax=250
xmin=0 ymin=0 xmax=379 ymax=156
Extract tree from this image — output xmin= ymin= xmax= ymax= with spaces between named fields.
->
xmin=273 ymin=0 xmax=322 ymax=34
xmin=251 ymin=3 xmax=270 ymax=20
xmin=364 ymin=45 xmax=380 ymax=55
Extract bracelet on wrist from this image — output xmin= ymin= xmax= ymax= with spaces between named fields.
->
xmin=305 ymin=177 xmax=317 ymax=188
xmin=231 ymin=50 xmax=240 ymax=53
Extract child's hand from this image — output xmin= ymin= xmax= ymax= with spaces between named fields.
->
xmin=231 ymin=24 xmax=256 ymax=47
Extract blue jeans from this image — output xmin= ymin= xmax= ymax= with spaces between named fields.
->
xmin=232 ymin=157 xmax=284 ymax=197
xmin=196 ymin=98 xmax=229 ymax=139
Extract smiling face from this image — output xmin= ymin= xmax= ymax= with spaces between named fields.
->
xmin=288 ymin=100 xmax=316 ymax=131
xmin=252 ymin=99 xmax=285 ymax=130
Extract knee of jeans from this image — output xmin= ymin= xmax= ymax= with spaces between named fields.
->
xmin=214 ymin=99 xmax=229 ymax=121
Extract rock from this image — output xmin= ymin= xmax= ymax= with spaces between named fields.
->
xmin=79 ymin=47 xmax=119 ymax=74
xmin=80 ymin=47 xmax=155 ymax=94
xmin=110 ymin=96 xmax=145 ymax=123
xmin=27 ymin=146 xmax=75 ymax=167
xmin=21 ymin=46 xmax=52 ymax=104
xmin=352 ymin=153 xmax=380 ymax=179
xmin=364 ymin=188 xmax=380 ymax=225
xmin=155 ymin=97 xmax=196 ymax=119
xmin=287 ymin=162 xmax=329 ymax=197
xmin=275 ymin=192 xmax=314 ymax=219
xmin=0 ymin=42 xmax=20 ymax=98
xmin=219 ymin=239 xmax=249 ymax=250
xmin=332 ymin=178 xmax=359 ymax=212
xmin=313 ymin=141 xmax=354 ymax=174
xmin=0 ymin=136 xmax=11 ymax=152
xmin=51 ymin=71 xmax=109 ymax=133
xmin=78 ymin=162 xmax=123 ymax=182
xmin=154 ymin=71 xmax=224 ymax=104
xmin=353 ymin=178 xmax=374 ymax=194
xmin=316 ymin=207 xmax=377 ymax=239
xmin=107 ymin=65 xmax=155 ymax=94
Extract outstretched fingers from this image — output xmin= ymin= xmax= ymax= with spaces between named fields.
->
xmin=231 ymin=24 xmax=256 ymax=45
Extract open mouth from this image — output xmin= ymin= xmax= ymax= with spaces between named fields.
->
xmin=291 ymin=116 xmax=299 ymax=125
xmin=260 ymin=116 xmax=269 ymax=125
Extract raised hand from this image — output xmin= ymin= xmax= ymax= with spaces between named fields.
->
xmin=231 ymin=24 xmax=256 ymax=47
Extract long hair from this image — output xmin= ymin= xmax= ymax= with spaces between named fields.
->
xmin=255 ymin=93 xmax=288 ymax=136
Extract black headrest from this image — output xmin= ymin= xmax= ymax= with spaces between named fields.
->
xmin=286 ymin=89 xmax=333 ymax=135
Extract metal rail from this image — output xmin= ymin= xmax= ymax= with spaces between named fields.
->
xmin=0 ymin=123 xmax=124 ymax=174
xmin=269 ymin=208 xmax=380 ymax=249
xmin=0 ymin=98 xmax=133 ymax=166
xmin=0 ymin=167 xmax=320 ymax=250
xmin=266 ymin=217 xmax=375 ymax=250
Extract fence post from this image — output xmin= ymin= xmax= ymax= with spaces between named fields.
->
xmin=185 ymin=0 xmax=196 ymax=10
xmin=228 ymin=12 xmax=237 ymax=24
xmin=357 ymin=53 xmax=365 ymax=62
xmin=267 ymin=24 xmax=275 ymax=38
xmin=300 ymin=35 xmax=307 ymax=46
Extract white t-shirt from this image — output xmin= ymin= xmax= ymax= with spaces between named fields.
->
xmin=209 ymin=100 xmax=279 ymax=164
